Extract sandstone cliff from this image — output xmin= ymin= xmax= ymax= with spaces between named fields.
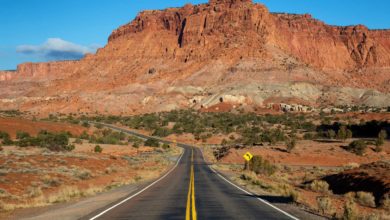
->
xmin=1 ymin=0 xmax=390 ymax=115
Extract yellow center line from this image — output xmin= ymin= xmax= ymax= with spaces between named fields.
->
xmin=186 ymin=149 xmax=197 ymax=220
xmin=191 ymin=164 xmax=197 ymax=220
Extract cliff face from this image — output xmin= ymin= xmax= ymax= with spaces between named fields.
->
xmin=1 ymin=0 xmax=390 ymax=115
xmin=0 ymin=61 xmax=78 ymax=81
xmin=106 ymin=0 xmax=390 ymax=70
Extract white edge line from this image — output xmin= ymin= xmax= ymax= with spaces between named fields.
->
xmin=89 ymin=150 xmax=185 ymax=220
xmin=199 ymin=148 xmax=300 ymax=220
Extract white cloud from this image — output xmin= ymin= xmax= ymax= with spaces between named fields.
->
xmin=16 ymin=38 xmax=100 ymax=60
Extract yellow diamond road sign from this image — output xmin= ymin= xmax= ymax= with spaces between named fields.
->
xmin=243 ymin=152 xmax=253 ymax=161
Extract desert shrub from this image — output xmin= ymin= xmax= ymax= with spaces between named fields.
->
xmin=346 ymin=129 xmax=353 ymax=139
xmin=288 ymin=189 xmax=300 ymax=203
xmin=374 ymin=144 xmax=383 ymax=153
xmin=220 ymin=139 xmax=228 ymax=146
xmin=15 ymin=130 xmax=73 ymax=151
xmin=144 ymin=138 xmax=160 ymax=147
xmin=94 ymin=145 xmax=103 ymax=153
xmin=347 ymin=140 xmax=367 ymax=156
xmin=74 ymin=169 xmax=92 ymax=180
xmin=342 ymin=200 xmax=357 ymax=220
xmin=42 ymin=175 xmax=62 ymax=187
xmin=364 ymin=214 xmax=380 ymax=220
xmin=17 ymin=137 xmax=36 ymax=147
xmin=337 ymin=126 xmax=352 ymax=141
xmin=162 ymin=143 xmax=170 ymax=150
xmin=37 ymin=131 xmax=72 ymax=151
xmin=0 ymin=131 xmax=12 ymax=145
xmin=327 ymin=129 xmax=336 ymax=139
xmin=337 ymin=126 xmax=347 ymax=140
xmin=132 ymin=142 xmax=140 ymax=148
xmin=64 ymin=144 xmax=75 ymax=151
xmin=308 ymin=180 xmax=330 ymax=193
xmin=303 ymin=132 xmax=316 ymax=140
xmin=260 ymin=128 xmax=286 ymax=145
xmin=317 ymin=196 xmax=334 ymax=215
xmin=249 ymin=155 xmax=276 ymax=176
xmin=26 ymin=186 xmax=43 ymax=198
xmin=94 ymin=123 xmax=103 ymax=129
xmin=381 ymin=194 xmax=390 ymax=212
xmin=91 ymin=129 xmax=126 ymax=145
xmin=355 ymin=191 xmax=376 ymax=208
xmin=286 ymin=138 xmax=296 ymax=153
xmin=128 ymin=135 xmax=142 ymax=143
xmin=81 ymin=121 xmax=90 ymax=128
xmin=16 ymin=131 xmax=30 ymax=140
xmin=375 ymin=129 xmax=387 ymax=148
xmin=105 ymin=166 xmax=118 ymax=174
xmin=152 ymin=127 xmax=172 ymax=137
xmin=0 ymin=131 xmax=10 ymax=139
xmin=73 ymin=138 xmax=83 ymax=144
xmin=79 ymin=131 xmax=90 ymax=140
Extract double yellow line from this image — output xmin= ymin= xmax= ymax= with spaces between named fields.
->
xmin=186 ymin=149 xmax=197 ymax=220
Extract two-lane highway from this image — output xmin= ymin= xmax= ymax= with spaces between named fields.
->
xmin=84 ymin=125 xmax=298 ymax=220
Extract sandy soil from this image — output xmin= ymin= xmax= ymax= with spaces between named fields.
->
xmin=336 ymin=112 xmax=390 ymax=122
xmin=0 ymin=117 xmax=89 ymax=138
xmin=220 ymin=140 xmax=390 ymax=167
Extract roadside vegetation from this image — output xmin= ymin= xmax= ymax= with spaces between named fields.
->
xmin=4 ymin=109 xmax=388 ymax=218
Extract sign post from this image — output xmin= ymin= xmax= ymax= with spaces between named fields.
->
xmin=243 ymin=152 xmax=253 ymax=171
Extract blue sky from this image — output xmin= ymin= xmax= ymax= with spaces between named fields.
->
xmin=1 ymin=0 xmax=389 ymax=70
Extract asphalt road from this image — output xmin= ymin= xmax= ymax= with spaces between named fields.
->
xmin=83 ymin=124 xmax=298 ymax=220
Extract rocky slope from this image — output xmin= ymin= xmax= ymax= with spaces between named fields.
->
xmin=1 ymin=0 xmax=390 ymax=115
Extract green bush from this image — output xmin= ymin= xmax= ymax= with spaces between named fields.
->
xmin=347 ymin=140 xmax=367 ymax=156
xmin=73 ymin=138 xmax=83 ymax=144
xmin=17 ymin=130 xmax=74 ymax=151
xmin=81 ymin=121 xmax=90 ymax=128
xmin=152 ymin=127 xmax=172 ymax=137
xmin=0 ymin=131 xmax=9 ymax=139
xmin=38 ymin=131 xmax=70 ymax=151
xmin=16 ymin=131 xmax=30 ymax=140
xmin=64 ymin=144 xmax=75 ymax=151
xmin=327 ymin=129 xmax=336 ymax=139
xmin=162 ymin=143 xmax=170 ymax=150
xmin=249 ymin=155 xmax=276 ymax=176
xmin=375 ymin=130 xmax=387 ymax=147
xmin=132 ymin=142 xmax=140 ymax=148
xmin=90 ymin=129 xmax=127 ymax=145
xmin=79 ymin=131 xmax=90 ymax=140
xmin=0 ymin=131 xmax=12 ymax=145
xmin=94 ymin=145 xmax=103 ymax=153
xmin=337 ymin=126 xmax=352 ymax=141
xmin=144 ymin=138 xmax=160 ymax=147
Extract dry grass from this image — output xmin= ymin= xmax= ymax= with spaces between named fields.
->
xmin=316 ymin=196 xmax=334 ymax=216
xmin=307 ymin=180 xmax=331 ymax=194
xmin=382 ymin=195 xmax=390 ymax=212
xmin=355 ymin=191 xmax=376 ymax=208
xmin=0 ymin=144 xmax=183 ymax=213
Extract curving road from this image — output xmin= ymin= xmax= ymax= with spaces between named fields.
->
xmin=82 ymin=124 xmax=299 ymax=220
